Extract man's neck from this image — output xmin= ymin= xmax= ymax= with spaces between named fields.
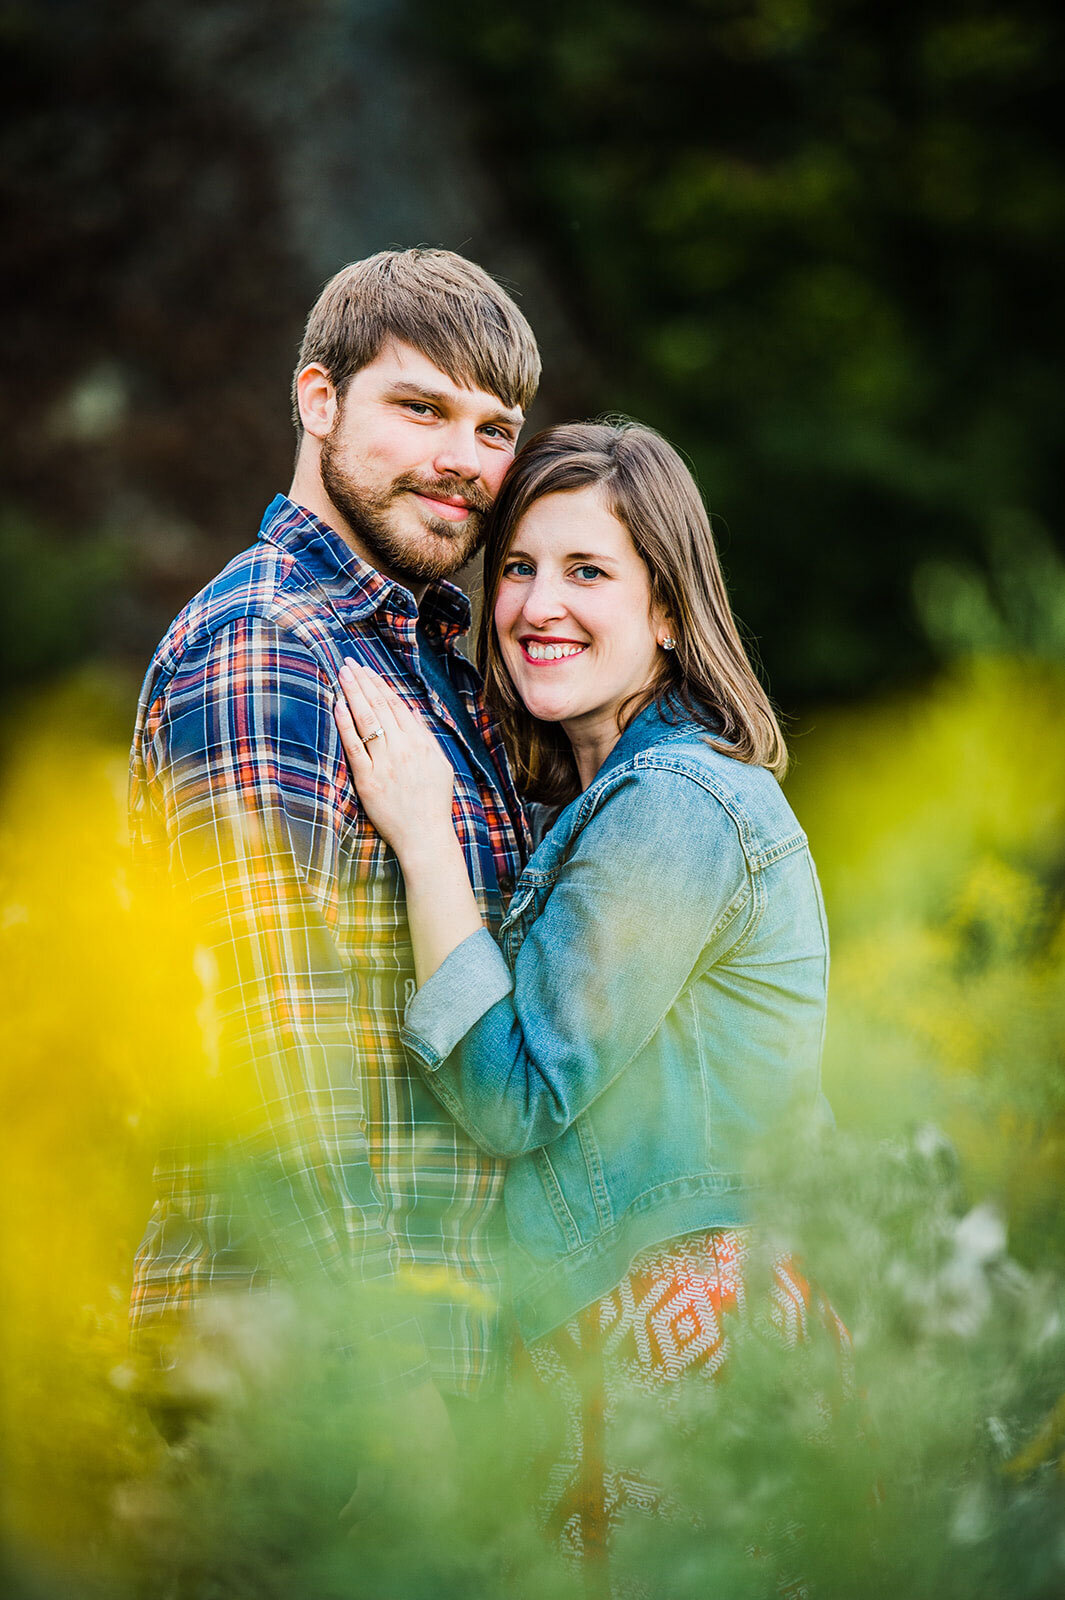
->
xmin=285 ymin=465 xmax=428 ymax=603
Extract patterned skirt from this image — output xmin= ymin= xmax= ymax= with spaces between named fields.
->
xmin=517 ymin=1229 xmax=854 ymax=1598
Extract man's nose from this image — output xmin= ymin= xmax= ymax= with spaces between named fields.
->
xmin=433 ymin=423 xmax=482 ymax=482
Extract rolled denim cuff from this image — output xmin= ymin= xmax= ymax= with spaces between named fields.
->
xmin=402 ymin=927 xmax=514 ymax=1071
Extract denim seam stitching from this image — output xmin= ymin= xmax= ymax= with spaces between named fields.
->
xmin=576 ymin=1116 xmax=614 ymax=1232
xmin=533 ymin=1147 xmax=584 ymax=1250
xmin=722 ymin=863 xmax=764 ymax=958
xmin=689 ymin=986 xmax=712 ymax=1155
xmin=400 ymin=1027 xmax=441 ymax=1070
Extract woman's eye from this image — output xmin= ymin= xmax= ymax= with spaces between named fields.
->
xmin=574 ymin=564 xmax=603 ymax=581
xmin=502 ymin=560 xmax=535 ymax=578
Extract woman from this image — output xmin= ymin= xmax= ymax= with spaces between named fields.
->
xmin=333 ymin=420 xmax=847 ymax=1575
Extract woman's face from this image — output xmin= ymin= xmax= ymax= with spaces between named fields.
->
xmin=494 ymin=484 xmax=668 ymax=755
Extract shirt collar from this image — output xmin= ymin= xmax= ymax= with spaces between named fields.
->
xmin=258 ymin=494 xmax=473 ymax=643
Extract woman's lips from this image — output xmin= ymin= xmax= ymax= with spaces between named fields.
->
xmin=518 ymin=638 xmax=589 ymax=664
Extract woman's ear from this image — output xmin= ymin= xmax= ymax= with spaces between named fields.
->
xmin=655 ymin=612 xmax=678 ymax=651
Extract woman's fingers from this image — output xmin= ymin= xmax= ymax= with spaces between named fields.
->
xmin=342 ymin=661 xmax=440 ymax=752
xmin=338 ymin=661 xmax=395 ymax=748
xmin=338 ymin=660 xmax=450 ymax=782
xmin=342 ymin=659 xmax=406 ymax=738
xmin=333 ymin=660 xmax=455 ymax=854
xmin=332 ymin=687 xmax=373 ymax=777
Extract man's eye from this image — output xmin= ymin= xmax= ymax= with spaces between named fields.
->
xmin=405 ymin=401 xmax=435 ymax=416
xmin=482 ymin=425 xmax=513 ymax=442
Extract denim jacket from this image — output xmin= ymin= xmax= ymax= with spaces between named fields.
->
xmin=402 ymin=701 xmax=830 ymax=1341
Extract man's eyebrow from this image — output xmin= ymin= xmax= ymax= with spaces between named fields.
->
xmin=384 ymin=381 xmax=451 ymax=405
xmin=384 ymin=381 xmax=523 ymax=427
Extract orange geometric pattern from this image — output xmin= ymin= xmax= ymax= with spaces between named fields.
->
xmin=522 ymin=1228 xmax=853 ymax=1591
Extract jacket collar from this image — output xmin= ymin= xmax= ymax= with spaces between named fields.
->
xmin=590 ymin=695 xmax=707 ymax=786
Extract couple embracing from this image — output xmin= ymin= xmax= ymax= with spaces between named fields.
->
xmin=131 ymin=248 xmax=843 ymax=1560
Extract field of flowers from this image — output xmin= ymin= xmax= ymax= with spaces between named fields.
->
xmin=2 ymin=657 xmax=1064 ymax=1598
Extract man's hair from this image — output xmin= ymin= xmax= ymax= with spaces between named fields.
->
xmin=477 ymin=418 xmax=788 ymax=805
xmin=292 ymin=248 xmax=541 ymax=426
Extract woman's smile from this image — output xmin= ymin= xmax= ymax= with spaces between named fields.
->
xmin=519 ymin=636 xmax=589 ymax=664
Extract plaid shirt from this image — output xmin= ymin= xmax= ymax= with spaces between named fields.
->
xmin=129 ymin=495 xmax=528 ymax=1395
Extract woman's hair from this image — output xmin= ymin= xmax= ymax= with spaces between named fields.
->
xmin=476 ymin=418 xmax=787 ymax=805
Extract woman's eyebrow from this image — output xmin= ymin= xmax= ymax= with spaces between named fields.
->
xmin=557 ymin=550 xmax=618 ymax=566
xmin=505 ymin=547 xmax=617 ymax=564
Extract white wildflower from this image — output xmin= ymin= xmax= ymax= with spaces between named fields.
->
xmin=951 ymin=1481 xmax=992 ymax=1545
xmin=953 ymin=1203 xmax=1007 ymax=1267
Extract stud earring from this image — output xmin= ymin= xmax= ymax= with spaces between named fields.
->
xmin=659 ymin=636 xmax=676 ymax=651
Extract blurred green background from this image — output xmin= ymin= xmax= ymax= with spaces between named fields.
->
xmin=2 ymin=3 xmax=1065 ymax=1595
xmin=3 ymin=0 xmax=1064 ymax=715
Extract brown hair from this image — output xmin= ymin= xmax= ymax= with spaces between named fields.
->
xmin=476 ymin=419 xmax=788 ymax=804
xmin=292 ymin=248 xmax=540 ymax=425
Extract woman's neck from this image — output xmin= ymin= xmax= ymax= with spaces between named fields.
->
xmin=565 ymin=721 xmax=620 ymax=791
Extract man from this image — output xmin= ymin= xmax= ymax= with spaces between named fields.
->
xmin=129 ymin=249 xmax=540 ymax=1429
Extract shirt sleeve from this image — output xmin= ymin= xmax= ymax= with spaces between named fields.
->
xmin=141 ymin=615 xmax=429 ymax=1381
xmin=401 ymin=766 xmax=751 ymax=1158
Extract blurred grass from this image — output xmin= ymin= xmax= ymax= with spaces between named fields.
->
xmin=0 ymin=681 xmax=206 ymax=1586
xmin=786 ymin=656 xmax=1065 ymax=1264
xmin=2 ymin=656 xmax=1064 ymax=1595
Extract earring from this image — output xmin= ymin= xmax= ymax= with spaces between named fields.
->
xmin=659 ymin=636 xmax=676 ymax=651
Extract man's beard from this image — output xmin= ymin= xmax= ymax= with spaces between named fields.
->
xmin=320 ymin=432 xmax=491 ymax=585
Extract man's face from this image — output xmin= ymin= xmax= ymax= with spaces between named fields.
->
xmin=318 ymin=342 xmax=524 ymax=586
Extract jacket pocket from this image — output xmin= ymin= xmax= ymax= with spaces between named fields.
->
xmin=576 ymin=1116 xmax=614 ymax=1232
xmin=523 ymin=1147 xmax=584 ymax=1254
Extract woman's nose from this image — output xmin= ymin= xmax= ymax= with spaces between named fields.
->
xmin=522 ymin=576 xmax=567 ymax=628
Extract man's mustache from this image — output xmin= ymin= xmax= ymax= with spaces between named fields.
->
xmin=389 ymin=473 xmax=493 ymax=518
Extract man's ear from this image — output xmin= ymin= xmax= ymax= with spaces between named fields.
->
xmin=295 ymin=364 xmax=338 ymax=440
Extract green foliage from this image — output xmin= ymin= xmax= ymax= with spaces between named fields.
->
xmin=915 ymin=518 xmax=1065 ymax=661
xmin=412 ymin=0 xmax=1065 ymax=703
xmin=0 ymin=513 xmax=125 ymax=689
xmin=5 ymin=0 xmax=1062 ymax=707
xmin=11 ymin=1143 xmax=1065 ymax=1600
xmin=5 ymin=667 xmax=1065 ymax=1596
xmin=785 ymin=656 xmax=1065 ymax=1263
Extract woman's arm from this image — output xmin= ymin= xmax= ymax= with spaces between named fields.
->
xmin=333 ymin=661 xmax=483 ymax=987
xmin=335 ymin=664 xmax=752 ymax=1161
xmin=401 ymin=767 xmax=751 ymax=1156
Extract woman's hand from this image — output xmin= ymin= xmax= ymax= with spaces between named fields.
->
xmin=335 ymin=660 xmax=484 ymax=987
xmin=333 ymin=660 xmax=455 ymax=862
